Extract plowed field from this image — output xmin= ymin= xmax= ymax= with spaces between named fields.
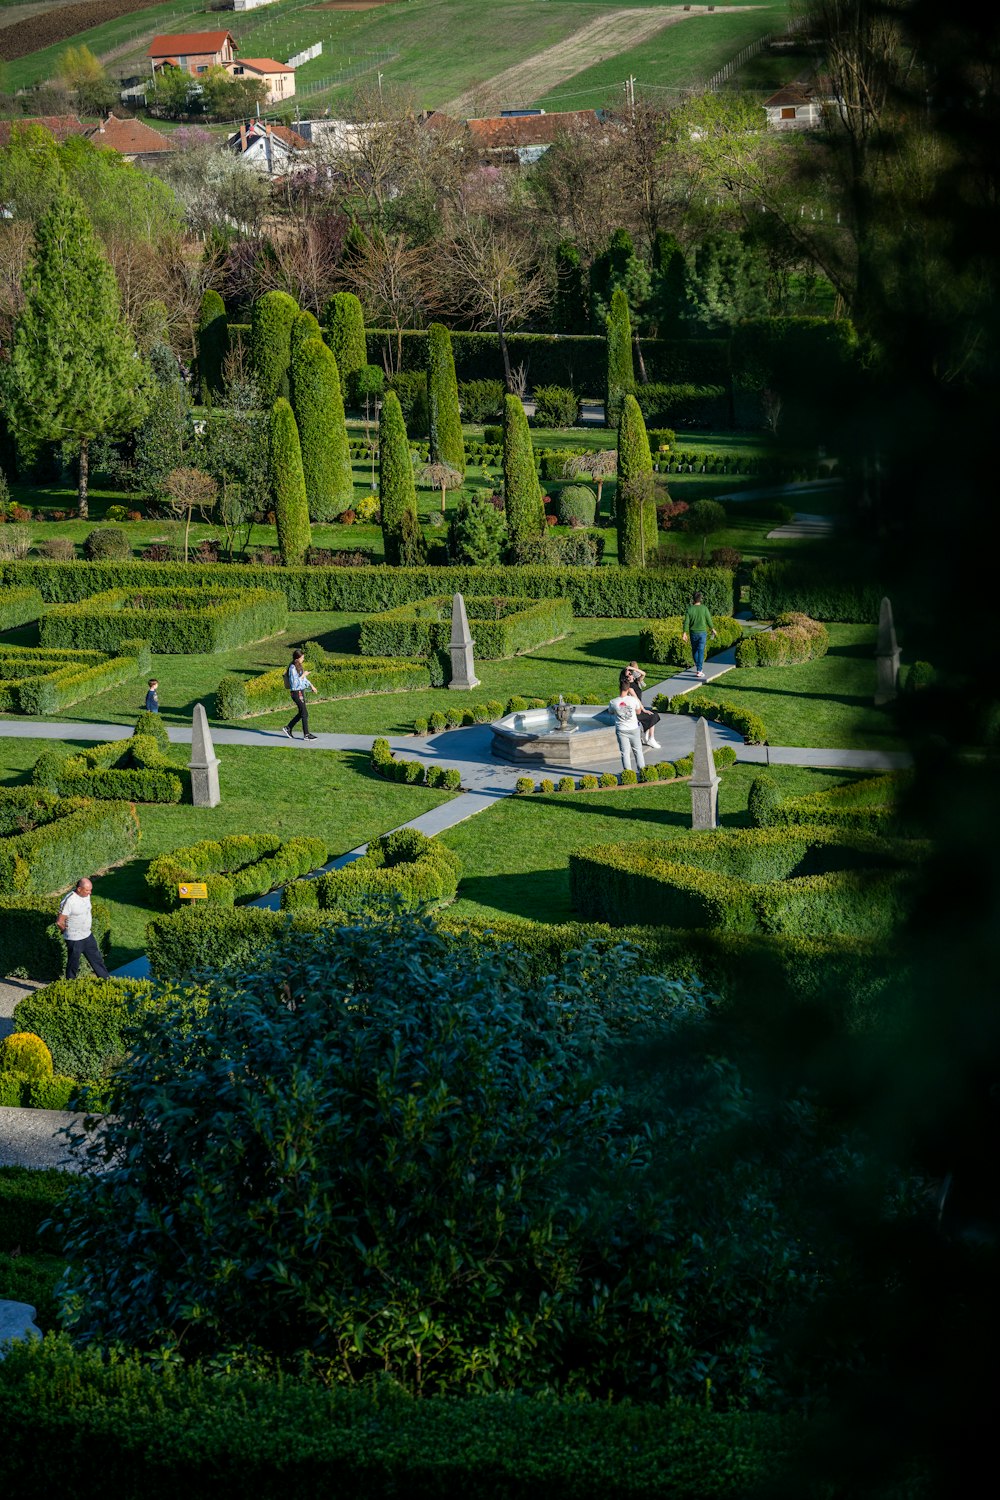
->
xmin=0 ymin=0 xmax=165 ymax=61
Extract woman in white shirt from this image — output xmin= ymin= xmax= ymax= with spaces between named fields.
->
xmin=609 ymin=688 xmax=645 ymax=771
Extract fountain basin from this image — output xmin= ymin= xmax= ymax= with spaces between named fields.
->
xmin=491 ymin=705 xmax=619 ymax=767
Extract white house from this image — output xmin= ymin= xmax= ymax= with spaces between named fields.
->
xmin=763 ymin=79 xmax=837 ymax=131
xmin=225 ymin=120 xmax=311 ymax=174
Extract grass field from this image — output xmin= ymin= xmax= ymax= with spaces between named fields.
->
xmin=3 ymin=0 xmax=790 ymax=114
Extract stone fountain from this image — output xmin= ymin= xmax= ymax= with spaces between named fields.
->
xmin=491 ymin=694 xmax=619 ymax=768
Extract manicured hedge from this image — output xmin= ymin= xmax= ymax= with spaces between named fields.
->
xmin=750 ymin=771 xmax=912 ymax=830
xmin=359 ymin=595 xmax=572 ymax=660
xmin=281 ymin=829 xmax=459 ymax=914
xmin=640 ymin=615 xmax=743 ymax=667
xmin=12 ymin=976 xmax=157 ymax=1079
xmin=0 ymin=641 xmax=151 ymax=715
xmin=146 ymin=834 xmax=328 ymax=908
xmin=370 ymin=737 xmax=463 ymax=791
xmin=215 ymin=650 xmax=431 ymax=720
xmin=0 ymin=893 xmax=112 ymax=980
xmin=40 ymin=587 xmax=287 ymax=655
xmin=570 ymin=826 xmax=924 ymax=939
xmin=0 ymin=585 xmax=43 ymax=632
xmin=657 ymin=690 xmax=769 ymax=746
xmin=0 ymin=1339 xmax=798 ymax=1498
xmin=734 ymin=612 xmax=829 ymax=667
xmin=1 ymin=561 xmax=734 ymax=620
xmin=146 ymin=905 xmax=334 ymax=979
xmin=0 ymin=790 xmax=138 ymax=896
xmin=749 ymin=562 xmax=885 ymax=623
xmin=0 ymin=1166 xmax=70 ymax=1252
xmin=32 ymin=735 xmax=186 ymax=804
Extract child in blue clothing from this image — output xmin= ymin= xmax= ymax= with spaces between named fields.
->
xmin=145 ymin=680 xmax=159 ymax=713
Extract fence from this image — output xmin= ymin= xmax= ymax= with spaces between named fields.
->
xmin=707 ymin=16 xmax=811 ymax=92
xmin=296 ymin=50 xmax=398 ymax=99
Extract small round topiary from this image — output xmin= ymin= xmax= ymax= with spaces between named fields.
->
xmin=540 ymin=779 xmax=555 ymax=794
xmin=84 ymin=525 xmax=131 ymax=560
xmin=557 ymin=484 xmax=598 ymax=528
xmin=620 ymin=768 xmax=638 ymax=785
xmin=0 ymin=1031 xmax=54 ymax=1081
xmin=515 ymin=777 xmax=535 ymax=795
xmin=599 ymin=772 xmax=618 ymax=788
xmin=557 ymin=777 xmax=575 ymax=793
xmin=747 ymin=773 xmax=782 ymax=827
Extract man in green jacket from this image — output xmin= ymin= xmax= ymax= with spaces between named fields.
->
xmin=681 ymin=592 xmax=717 ymax=680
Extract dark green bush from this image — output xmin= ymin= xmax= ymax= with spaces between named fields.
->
xmin=32 ymin=735 xmax=185 ymax=805
xmin=359 ymin=594 xmax=572 ymax=660
xmin=557 ymin=484 xmax=597 ymax=527
xmin=13 ymin=976 xmax=158 ymax=1078
xmin=458 ymin=378 xmax=505 ymax=422
xmin=379 ymin=390 xmax=418 ymax=566
xmin=0 ymin=789 xmax=138 ymax=896
xmin=283 ymin=829 xmax=459 ymax=914
xmin=323 ymin=291 xmax=366 ymax=395
xmin=616 ymin=394 xmax=656 ymax=566
xmin=0 ymin=1165 xmax=71 ymax=1251
xmin=290 ymin=337 xmax=353 ymax=523
xmin=750 ymin=562 xmax=884 ymax=623
xmin=605 ymin=287 xmax=634 ymax=425
xmin=147 ymin=834 xmax=328 ymax=908
xmin=659 ymin=691 xmax=769 ymax=746
xmin=633 ymin=383 xmax=729 ymax=429
xmin=748 ymin=773 xmax=782 ymax=828
xmin=270 ymin=398 xmax=312 ymax=567
xmin=503 ymin=394 xmax=544 ymax=548
xmin=84 ymin=526 xmax=130 ymax=561
xmin=640 ymin=614 xmax=744 ymax=666
xmin=427 ymin=323 xmax=465 ymax=476
xmin=196 ymin=288 xmax=228 ymax=403
xmin=251 ymin=290 xmax=298 ymax=403
xmin=0 ymin=892 xmax=111 ymax=979
xmin=532 ymin=385 xmax=579 ymax=427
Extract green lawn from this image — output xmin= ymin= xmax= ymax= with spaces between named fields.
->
xmin=441 ymin=762 xmax=867 ymax=926
xmin=0 ymin=735 xmax=451 ymax=965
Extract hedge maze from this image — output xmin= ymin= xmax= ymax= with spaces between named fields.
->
xmin=215 ymin=646 xmax=431 ymax=721
xmin=0 ymin=787 xmax=139 ymax=898
xmin=0 ymin=641 xmax=151 ymax=715
xmin=147 ymin=834 xmax=330 ymax=908
xmin=358 ymin=594 xmax=573 ymax=660
xmin=39 ymin=586 xmax=288 ymax=654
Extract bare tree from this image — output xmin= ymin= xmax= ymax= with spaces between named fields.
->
xmin=162 ymin=466 xmax=217 ymax=563
xmin=340 ymin=230 xmax=429 ymax=373
xmin=432 ymin=219 xmax=550 ymax=389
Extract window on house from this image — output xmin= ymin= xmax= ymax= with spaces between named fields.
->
xmin=233 ymin=66 xmax=244 ymax=75
xmin=197 ymin=66 xmax=207 ymax=74
xmin=781 ymin=107 xmax=796 ymax=119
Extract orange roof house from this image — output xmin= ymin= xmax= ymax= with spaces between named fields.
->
xmin=85 ymin=114 xmax=174 ymax=161
xmin=0 ymin=116 xmax=89 ymax=147
xmin=227 ymin=58 xmax=296 ymax=105
xmin=147 ymin=31 xmax=237 ymax=76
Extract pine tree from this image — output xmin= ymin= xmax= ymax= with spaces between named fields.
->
xmin=616 ymin=394 xmax=656 ymax=568
xmin=427 ymin=322 xmax=465 ymax=478
xmin=651 ymin=231 xmax=688 ymax=338
xmin=605 ymin=287 xmax=634 ymax=427
xmin=269 ymin=398 xmax=311 ymax=567
xmin=554 ymin=240 xmax=588 ymax=333
xmin=502 ymin=394 xmax=543 ymax=549
xmin=251 ymin=291 xmax=299 ymax=403
xmin=290 ymin=336 xmax=354 ymax=523
xmin=7 ymin=187 xmax=150 ymax=516
xmin=196 ymin=289 xmax=228 ymax=403
xmin=590 ymin=228 xmax=636 ymax=317
xmin=323 ymin=291 xmax=367 ymax=403
xmin=378 ymin=390 xmax=418 ymax=567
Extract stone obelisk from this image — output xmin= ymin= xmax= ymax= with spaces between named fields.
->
xmin=448 ymin=592 xmax=480 ymax=691
xmin=190 ymin=702 xmax=221 ymax=807
xmin=688 ymin=715 xmax=719 ymax=830
xmin=874 ymin=596 xmax=901 ymax=706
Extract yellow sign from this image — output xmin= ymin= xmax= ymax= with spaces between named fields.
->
xmin=178 ymin=883 xmax=208 ymax=901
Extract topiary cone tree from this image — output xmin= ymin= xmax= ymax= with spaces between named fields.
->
xmin=379 ymin=390 xmax=418 ymax=566
xmin=616 ymin=394 xmax=656 ymax=568
xmin=196 ymin=289 xmax=228 ymax=404
xmin=251 ymin=291 xmax=299 ymax=403
xmin=502 ymin=394 xmax=543 ymax=549
xmin=323 ymin=291 xmax=367 ymax=401
xmin=290 ymin=336 xmax=354 ymax=523
xmin=269 ymin=398 xmax=311 ymax=567
xmin=427 ymin=322 xmax=465 ymax=478
xmin=605 ymin=285 xmax=634 ymax=427
xmin=290 ymin=308 xmax=322 ymax=362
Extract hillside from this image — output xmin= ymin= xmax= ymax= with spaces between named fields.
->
xmin=2 ymin=0 xmax=791 ymax=112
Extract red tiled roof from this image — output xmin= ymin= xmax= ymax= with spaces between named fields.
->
xmin=465 ymin=110 xmax=600 ymax=148
xmin=0 ymin=115 xmax=87 ymax=146
xmin=237 ymin=58 xmax=295 ymax=74
xmin=229 ymin=122 xmax=309 ymax=153
xmin=85 ymin=114 xmax=173 ymax=154
xmin=148 ymin=31 xmax=235 ymax=58
xmin=265 ymin=123 xmax=309 ymax=150
xmin=764 ymin=83 xmax=814 ymax=108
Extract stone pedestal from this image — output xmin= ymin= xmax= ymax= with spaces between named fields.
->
xmin=448 ymin=592 xmax=480 ymax=691
xmin=688 ymin=715 xmax=719 ymax=830
xmin=190 ymin=702 xmax=220 ymax=808
xmin=875 ymin=595 xmax=901 ymax=706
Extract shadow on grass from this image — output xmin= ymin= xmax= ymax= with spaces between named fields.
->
xmin=572 ymin=634 xmax=643 ymax=665
xmin=454 ymin=867 xmax=573 ymax=923
xmin=530 ymin=791 xmax=690 ymax=831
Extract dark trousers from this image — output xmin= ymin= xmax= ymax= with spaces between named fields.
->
xmin=65 ymin=933 xmax=110 ymax=980
xmin=287 ymin=690 xmax=309 ymax=736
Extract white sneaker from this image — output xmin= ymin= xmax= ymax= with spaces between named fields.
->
xmin=648 ymin=737 xmax=660 ymax=749
xmin=697 ymin=670 xmax=706 ymax=680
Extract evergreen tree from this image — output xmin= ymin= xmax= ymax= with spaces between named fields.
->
xmin=590 ymin=228 xmax=636 ymax=316
xmin=130 ymin=343 xmax=191 ymax=497
xmin=426 ymin=322 xmax=465 ymax=478
xmin=290 ymin=309 xmax=322 ymax=363
xmin=251 ymin=290 xmax=299 ymax=403
xmin=323 ymin=291 xmax=367 ymax=402
xmin=502 ymin=394 xmax=543 ymax=548
xmin=616 ymin=394 xmax=655 ymax=567
xmin=651 ymin=231 xmax=688 ymax=339
xmin=290 ymin=336 xmax=353 ymax=523
xmin=6 ymin=187 xmax=150 ymax=516
xmin=378 ymin=390 xmax=418 ymax=566
xmin=196 ymin=289 xmax=228 ymax=404
xmin=269 ymin=398 xmax=311 ymax=567
xmin=605 ymin=287 xmax=634 ymax=427
xmin=553 ymin=240 xmax=588 ymax=333
xmin=686 ymin=231 xmax=770 ymax=333
xmin=137 ymin=299 xmax=169 ymax=355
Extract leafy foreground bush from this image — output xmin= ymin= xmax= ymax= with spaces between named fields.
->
xmin=55 ymin=912 xmax=893 ymax=1407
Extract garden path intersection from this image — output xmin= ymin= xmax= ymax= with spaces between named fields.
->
xmin=0 ymin=646 xmax=911 ymax=1167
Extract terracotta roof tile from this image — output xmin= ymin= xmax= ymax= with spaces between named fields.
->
xmin=85 ymin=114 xmax=174 ymax=154
xmin=237 ymin=58 xmax=295 ymax=74
xmin=465 ymin=109 xmax=600 ymax=148
xmin=0 ymin=115 xmax=87 ymax=146
xmin=148 ymin=31 xmax=235 ymax=58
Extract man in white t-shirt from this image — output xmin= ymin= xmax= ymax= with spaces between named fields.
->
xmin=56 ymin=877 xmax=110 ymax=980
xmin=609 ymin=690 xmax=645 ymax=772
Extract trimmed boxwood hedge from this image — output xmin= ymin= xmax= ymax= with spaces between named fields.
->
xmin=0 ymin=585 xmax=43 ymax=632
xmin=639 ymin=615 xmax=743 ymax=667
xmin=734 ymin=612 xmax=828 ymax=668
xmin=39 ymin=586 xmax=288 ymax=655
xmin=215 ymin=649 xmax=431 ymax=720
xmin=370 ymin=737 xmax=463 ymax=790
xmin=0 ymin=641 xmax=151 ymax=715
xmin=1 ymin=560 xmax=734 ymax=620
xmin=657 ymin=690 xmax=769 ymax=746
xmin=749 ymin=771 xmax=912 ymax=830
xmin=0 ymin=893 xmax=112 ymax=979
xmin=0 ymin=790 xmax=138 ymax=896
xmin=12 ymin=975 xmax=157 ymax=1079
xmin=32 ymin=735 xmax=187 ymax=805
xmin=281 ymin=828 xmax=459 ymax=914
xmin=359 ymin=595 xmax=573 ymax=660
xmin=0 ymin=1165 xmax=70 ymax=1251
xmin=147 ymin=834 xmax=329 ymax=908
xmin=570 ymin=825 xmax=925 ymax=938
xmin=749 ymin=562 xmax=885 ymax=623
xmin=0 ymin=1339 xmax=798 ymax=1499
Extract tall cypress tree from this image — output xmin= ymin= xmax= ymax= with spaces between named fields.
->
xmin=290 ymin=308 xmax=322 ymax=363
xmin=323 ymin=292 xmax=367 ymax=403
xmin=251 ymin=291 xmax=299 ymax=403
xmin=7 ymin=187 xmax=149 ymax=516
xmin=427 ymin=322 xmax=465 ymax=478
xmin=196 ymin=289 xmax=228 ymax=403
xmin=269 ymin=397 xmax=311 ymax=567
xmin=379 ymin=390 xmax=418 ymax=567
xmin=502 ymin=394 xmax=543 ymax=549
xmin=291 ymin=336 xmax=354 ymax=523
xmin=605 ymin=287 xmax=634 ymax=427
xmin=651 ymin=231 xmax=688 ymax=338
xmin=616 ymin=394 xmax=656 ymax=568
